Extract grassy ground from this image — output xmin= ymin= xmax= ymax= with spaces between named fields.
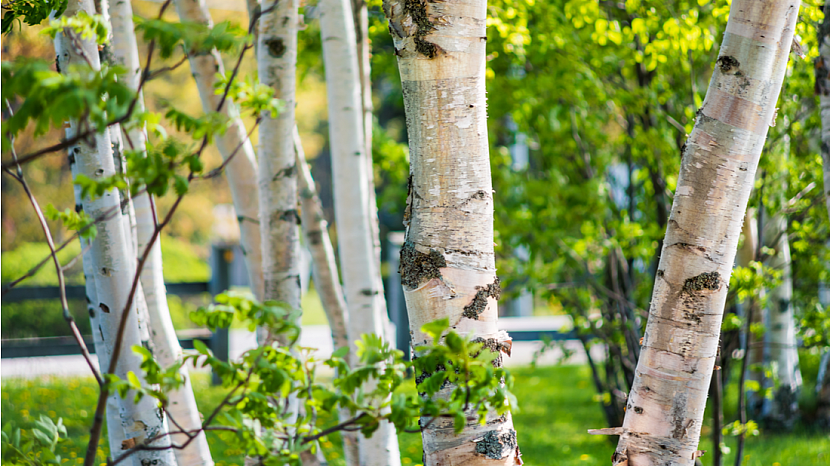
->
xmin=3 ymin=365 xmax=827 ymax=466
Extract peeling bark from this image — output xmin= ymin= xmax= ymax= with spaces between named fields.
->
xmin=384 ymin=0 xmax=520 ymax=464
xmin=173 ymin=0 xmax=264 ymax=301
xmin=614 ymin=1 xmax=801 ymax=464
xmin=55 ymin=2 xmax=175 ymax=465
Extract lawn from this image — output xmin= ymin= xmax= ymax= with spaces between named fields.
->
xmin=2 ymin=365 xmax=827 ymax=466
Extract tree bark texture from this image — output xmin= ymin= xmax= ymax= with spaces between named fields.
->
xmin=109 ymin=1 xmax=213 ymax=463
xmin=295 ymin=128 xmax=350 ymax=351
xmin=173 ymin=0 xmax=265 ymax=302
xmin=383 ymin=1 xmax=520 ymax=465
xmin=762 ymin=197 xmax=801 ymax=428
xmin=319 ymin=1 xmax=403 ymax=464
xmin=257 ymin=0 xmax=302 ymax=324
xmin=613 ymin=1 xmax=800 ymax=464
xmin=55 ymin=2 xmax=175 ymax=465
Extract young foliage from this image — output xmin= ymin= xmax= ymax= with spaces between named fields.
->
xmin=1 ymin=59 xmax=135 ymax=145
xmin=134 ymin=18 xmax=249 ymax=59
xmin=104 ymin=292 xmax=516 ymax=465
xmin=1 ymin=415 xmax=68 ymax=465
xmin=41 ymin=10 xmax=108 ymax=45
xmin=1 ymin=0 xmax=67 ymax=34
xmin=43 ymin=204 xmax=97 ymax=240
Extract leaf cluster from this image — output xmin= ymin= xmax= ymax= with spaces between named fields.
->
xmin=107 ymin=293 xmax=516 ymax=465
xmin=1 ymin=415 xmax=68 ymax=465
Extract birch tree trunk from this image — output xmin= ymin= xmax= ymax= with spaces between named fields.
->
xmin=55 ymin=2 xmax=174 ymax=465
xmin=257 ymin=0 xmax=302 ymax=334
xmin=763 ymin=210 xmax=802 ymax=428
xmin=173 ymin=0 xmax=264 ymax=301
xmin=295 ymin=129 xmax=350 ymax=350
xmin=612 ymin=1 xmax=800 ymax=464
xmin=815 ymin=0 xmax=830 ymax=427
xmin=383 ymin=1 xmax=519 ymax=464
xmin=108 ymin=1 xmax=214 ymax=463
xmin=295 ymin=129 xmax=358 ymax=466
xmin=320 ymin=1 xmax=402 ymax=464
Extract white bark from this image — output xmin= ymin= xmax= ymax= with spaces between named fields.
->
xmin=55 ymin=2 xmax=174 ymax=465
xmin=763 ymin=211 xmax=802 ymax=426
xmin=108 ymin=1 xmax=213 ymax=463
xmin=257 ymin=0 xmax=302 ymax=324
xmin=613 ymin=1 xmax=800 ymax=464
xmin=320 ymin=1 xmax=402 ymax=464
xmin=173 ymin=0 xmax=265 ymax=302
xmin=384 ymin=1 xmax=519 ymax=464
xmin=295 ymin=129 xmax=350 ymax=350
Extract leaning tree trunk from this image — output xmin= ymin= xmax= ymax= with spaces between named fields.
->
xmin=612 ymin=1 xmax=800 ymax=464
xmin=55 ymin=2 xmax=174 ymax=465
xmin=109 ymin=1 xmax=213 ymax=463
xmin=815 ymin=0 xmax=830 ymax=427
xmin=173 ymin=0 xmax=264 ymax=301
xmin=295 ymin=129 xmax=350 ymax=351
xmin=257 ymin=0 xmax=302 ymax=338
xmin=320 ymin=1 xmax=403 ymax=464
xmin=383 ymin=1 xmax=520 ymax=465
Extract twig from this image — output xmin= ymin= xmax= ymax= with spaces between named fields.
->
xmin=3 ymin=104 xmax=102 ymax=386
xmin=199 ymin=118 xmax=261 ymax=179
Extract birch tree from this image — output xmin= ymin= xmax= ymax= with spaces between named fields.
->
xmin=172 ymin=0 xmax=265 ymax=301
xmin=612 ymin=1 xmax=801 ymax=464
xmin=320 ymin=0 xmax=402 ymax=463
xmin=53 ymin=2 xmax=174 ymax=465
xmin=295 ymin=129 xmax=349 ymax=350
xmin=108 ymin=0 xmax=213 ymax=463
xmin=383 ymin=1 xmax=520 ymax=464
xmin=257 ymin=0 xmax=301 ymax=335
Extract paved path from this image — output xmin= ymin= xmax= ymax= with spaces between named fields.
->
xmin=2 ymin=320 xmax=603 ymax=379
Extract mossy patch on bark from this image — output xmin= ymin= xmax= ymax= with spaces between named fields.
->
xmin=474 ymin=429 xmax=517 ymax=460
xmin=462 ymin=277 xmax=501 ymax=320
xmin=399 ymin=241 xmax=446 ymax=289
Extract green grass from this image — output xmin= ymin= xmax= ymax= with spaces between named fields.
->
xmin=2 ymin=366 xmax=827 ymax=466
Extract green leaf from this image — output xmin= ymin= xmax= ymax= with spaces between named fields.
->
xmin=421 ymin=318 xmax=450 ymax=342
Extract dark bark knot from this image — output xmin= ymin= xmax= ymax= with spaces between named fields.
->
xmin=383 ymin=0 xmax=444 ymax=58
xmin=462 ymin=277 xmax=501 ymax=320
xmin=716 ymin=55 xmax=740 ymax=73
xmin=399 ymin=241 xmax=446 ymax=289
xmin=475 ymin=429 xmax=517 ymax=460
xmin=682 ymin=271 xmax=721 ymax=293
xmin=279 ymin=209 xmax=300 ymax=225
xmin=265 ymin=38 xmax=286 ymax=58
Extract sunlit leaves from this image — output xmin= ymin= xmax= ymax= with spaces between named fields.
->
xmin=43 ymin=203 xmax=97 ymax=240
xmin=118 ymin=291 xmax=517 ymax=464
xmin=1 ymin=0 xmax=67 ymax=34
xmin=41 ymin=10 xmax=109 ymax=45
xmin=135 ymin=18 xmax=249 ymax=59
xmin=1 ymin=414 xmax=67 ymax=466
xmin=2 ymin=60 xmax=135 ymax=140
xmin=214 ymin=74 xmax=284 ymax=118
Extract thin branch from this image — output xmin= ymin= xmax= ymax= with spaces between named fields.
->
xmin=4 ymin=104 xmax=101 ymax=386
xmin=199 ymin=118 xmax=261 ymax=179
